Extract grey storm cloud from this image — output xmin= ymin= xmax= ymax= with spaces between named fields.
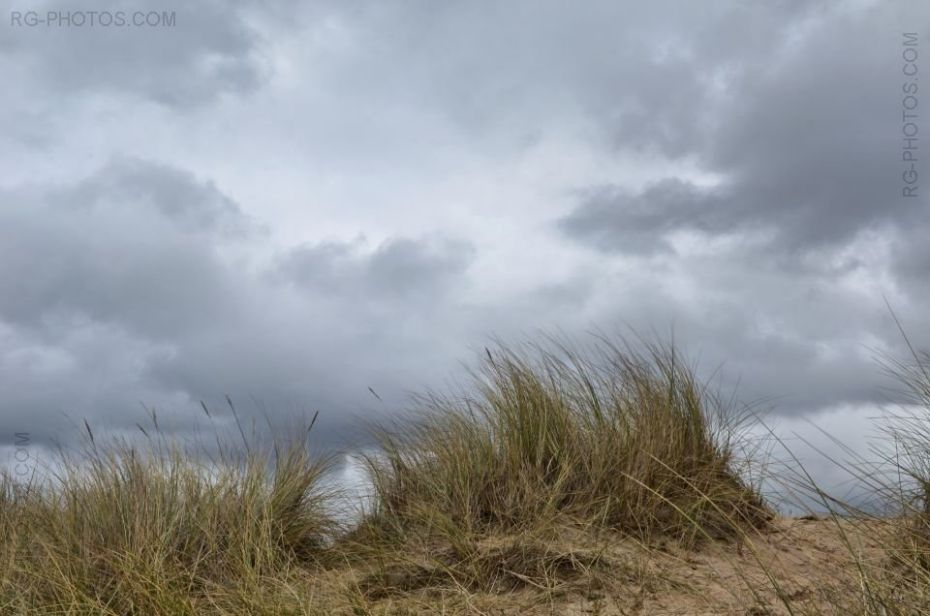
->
xmin=559 ymin=180 xmax=735 ymax=254
xmin=560 ymin=2 xmax=929 ymax=271
xmin=0 ymin=159 xmax=479 ymax=447
xmin=277 ymin=237 xmax=474 ymax=300
xmin=64 ymin=158 xmax=262 ymax=237
xmin=0 ymin=159 xmax=250 ymax=442
xmin=0 ymin=159 xmax=251 ymax=338
xmin=554 ymin=3 xmax=930 ymax=413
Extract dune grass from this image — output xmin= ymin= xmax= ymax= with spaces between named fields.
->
xmin=7 ymin=332 xmax=930 ymax=613
xmin=360 ymin=337 xmax=771 ymax=547
xmin=340 ymin=336 xmax=776 ymax=606
xmin=788 ymin=338 xmax=930 ymax=615
xmin=0 ymin=430 xmax=337 ymax=614
xmin=708 ymin=328 xmax=930 ymax=615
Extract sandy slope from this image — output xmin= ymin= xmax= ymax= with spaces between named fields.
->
xmin=328 ymin=517 xmax=890 ymax=615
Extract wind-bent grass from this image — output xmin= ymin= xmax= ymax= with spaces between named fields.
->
xmin=360 ymin=336 xmax=771 ymax=552
xmin=0 ymin=424 xmax=338 ymax=614
xmin=13 ymin=330 xmax=930 ymax=613
xmin=718 ymin=327 xmax=930 ymax=615
xmin=847 ymin=339 xmax=930 ymax=614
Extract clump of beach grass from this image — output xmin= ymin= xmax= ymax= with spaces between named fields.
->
xmin=0 ymin=416 xmax=339 ymax=614
xmin=726 ymin=322 xmax=930 ymax=615
xmin=358 ymin=335 xmax=771 ymax=554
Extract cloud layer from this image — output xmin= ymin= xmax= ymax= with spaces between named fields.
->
xmin=1 ymin=1 xmax=927 ymax=477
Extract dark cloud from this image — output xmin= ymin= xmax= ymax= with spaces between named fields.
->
xmin=372 ymin=1 xmax=817 ymax=155
xmin=559 ymin=180 xmax=735 ymax=254
xmin=66 ymin=158 xmax=261 ymax=237
xmin=561 ymin=2 xmax=929 ymax=266
xmin=0 ymin=161 xmax=480 ymax=447
xmin=0 ymin=159 xmax=254 ymax=338
xmin=277 ymin=237 xmax=474 ymax=300
xmin=555 ymin=3 xmax=930 ymax=417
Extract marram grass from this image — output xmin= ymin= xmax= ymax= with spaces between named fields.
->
xmin=360 ymin=336 xmax=771 ymax=546
xmin=3 ymin=333 xmax=930 ymax=614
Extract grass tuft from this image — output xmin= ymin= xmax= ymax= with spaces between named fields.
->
xmin=11 ymin=331 xmax=930 ymax=613
xmin=359 ymin=335 xmax=771 ymax=550
xmin=0 ymin=426 xmax=337 ymax=614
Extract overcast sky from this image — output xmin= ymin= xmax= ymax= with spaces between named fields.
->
xmin=1 ymin=1 xmax=928 ymax=489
